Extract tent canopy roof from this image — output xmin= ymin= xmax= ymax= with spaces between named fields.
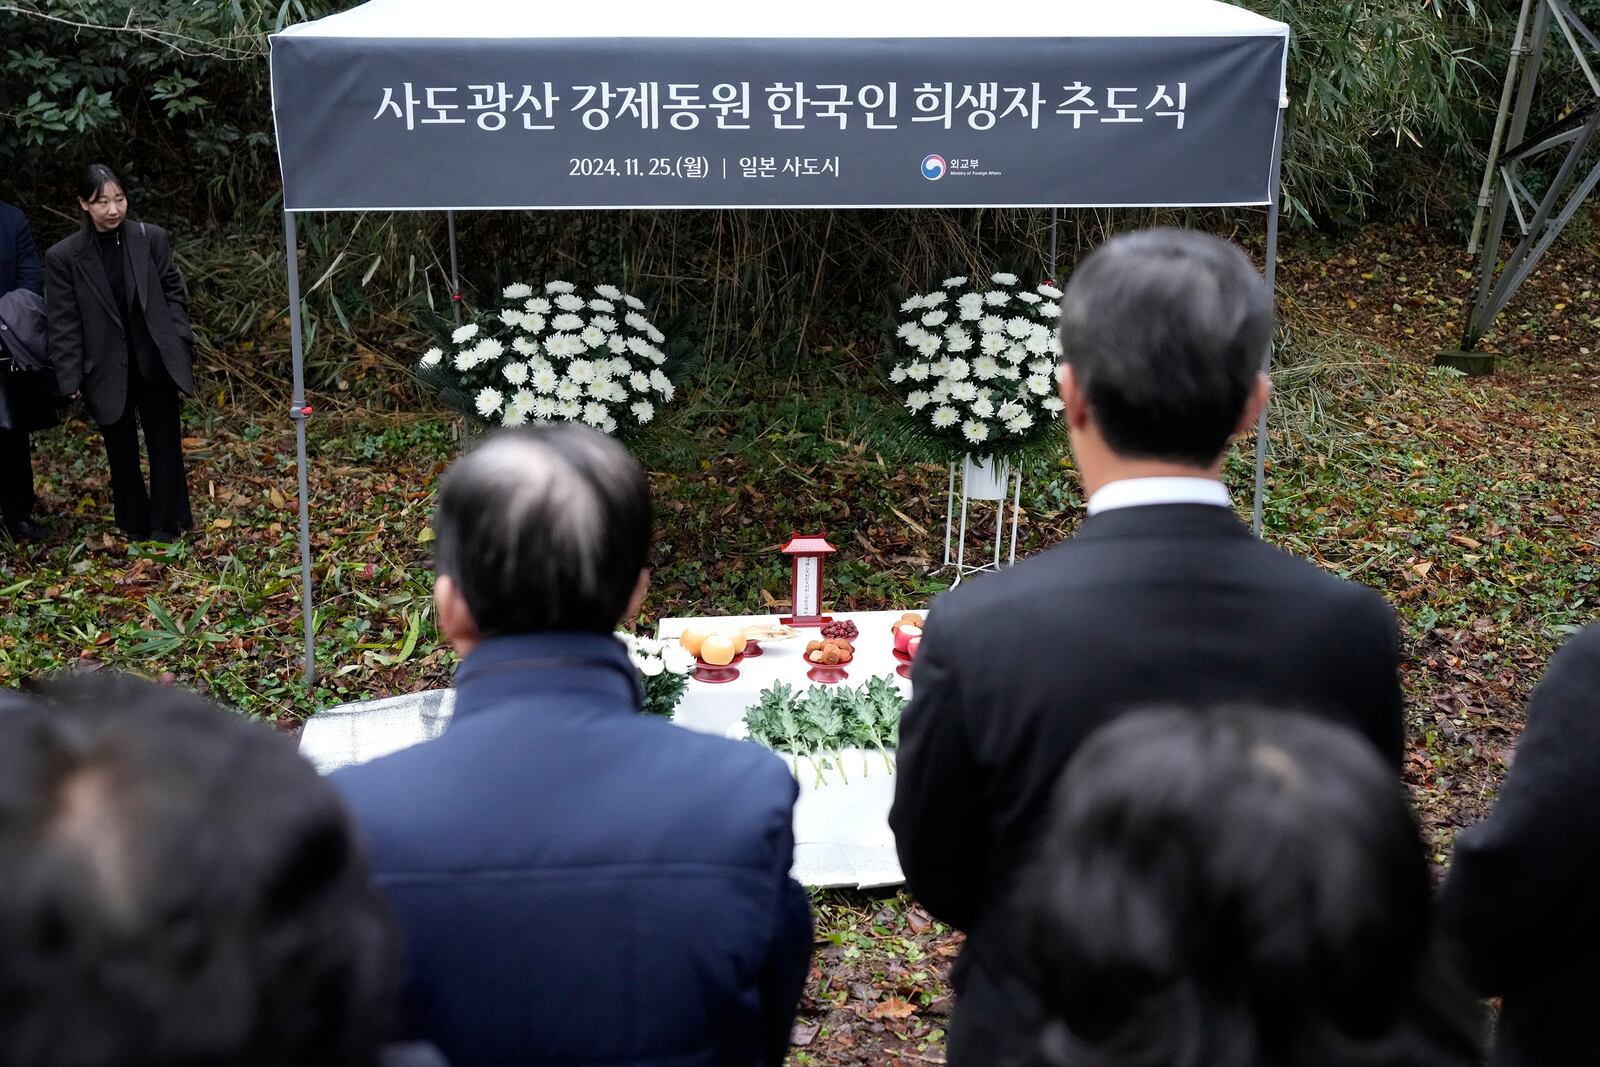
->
xmin=275 ymin=0 xmax=1288 ymax=40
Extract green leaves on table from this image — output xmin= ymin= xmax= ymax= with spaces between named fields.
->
xmin=743 ymin=675 xmax=906 ymax=785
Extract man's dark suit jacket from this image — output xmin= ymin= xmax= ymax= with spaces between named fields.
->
xmin=1440 ymin=623 xmax=1600 ymax=1067
xmin=333 ymin=632 xmax=813 ymax=1067
xmin=889 ymin=501 xmax=1405 ymax=1067
xmin=44 ymin=220 xmax=195 ymax=425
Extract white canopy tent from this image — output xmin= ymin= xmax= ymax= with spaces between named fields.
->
xmin=270 ymin=0 xmax=1290 ymax=685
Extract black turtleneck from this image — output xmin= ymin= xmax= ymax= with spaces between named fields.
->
xmin=94 ymin=225 xmax=129 ymax=319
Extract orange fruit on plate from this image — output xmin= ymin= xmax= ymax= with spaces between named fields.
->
xmin=725 ymin=630 xmax=748 ymax=654
xmin=700 ymin=634 xmax=737 ymax=665
xmin=678 ymin=627 xmax=709 ymax=657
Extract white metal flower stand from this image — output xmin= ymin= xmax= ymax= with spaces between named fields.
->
xmin=942 ymin=454 xmax=1022 ymax=586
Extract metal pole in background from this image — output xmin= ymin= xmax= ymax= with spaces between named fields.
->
xmin=446 ymin=210 xmax=463 ymax=327
xmin=1252 ymin=104 xmax=1286 ymax=539
xmin=284 ymin=210 xmax=317 ymax=689
xmin=1048 ymin=206 xmax=1058 ymax=280
xmin=1470 ymin=0 xmax=1537 ymax=254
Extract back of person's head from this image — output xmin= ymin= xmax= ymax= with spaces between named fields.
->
xmin=1021 ymin=707 xmax=1482 ymax=1067
xmin=1059 ymin=228 xmax=1273 ymax=465
xmin=432 ymin=423 xmax=652 ymax=636
xmin=0 ymin=674 xmax=397 ymax=1067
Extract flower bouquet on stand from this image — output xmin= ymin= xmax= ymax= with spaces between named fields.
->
xmin=619 ymin=633 xmax=696 ymax=719
xmin=416 ymin=281 xmax=683 ymax=437
xmin=884 ymin=272 xmax=1066 ymax=580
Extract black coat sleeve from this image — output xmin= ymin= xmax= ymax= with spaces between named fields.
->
xmin=1332 ymin=583 xmax=1407 ymax=767
xmin=890 ymin=606 xmax=990 ymax=931
xmin=150 ymin=226 xmax=193 ymax=344
xmin=13 ymin=215 xmax=40 ymax=297
xmin=1438 ymin=624 xmax=1600 ymax=994
xmin=760 ymin=876 xmax=814 ymax=1067
xmin=44 ymin=248 xmax=85 ymax=397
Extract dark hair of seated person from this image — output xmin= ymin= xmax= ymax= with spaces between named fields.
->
xmin=0 ymin=674 xmax=401 ymax=1067
xmin=1018 ymin=707 xmax=1483 ymax=1067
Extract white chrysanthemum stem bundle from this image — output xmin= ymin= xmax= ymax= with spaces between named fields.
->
xmin=890 ymin=272 xmax=1065 ymax=453
xmin=417 ymin=280 xmax=678 ymax=435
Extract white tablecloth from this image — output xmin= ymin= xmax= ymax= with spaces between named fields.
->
xmin=657 ymin=610 xmax=916 ymax=888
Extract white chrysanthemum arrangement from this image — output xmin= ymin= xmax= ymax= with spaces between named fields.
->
xmin=888 ymin=273 xmax=1065 ymax=457
xmin=417 ymin=281 xmax=678 ymax=435
xmin=618 ymin=632 xmax=695 ymax=719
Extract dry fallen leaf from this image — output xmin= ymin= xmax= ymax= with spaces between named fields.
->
xmin=869 ymin=997 xmax=918 ymax=1021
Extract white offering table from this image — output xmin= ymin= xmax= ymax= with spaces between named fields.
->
xmin=657 ymin=610 xmax=915 ymax=889
xmin=298 ymin=609 xmax=917 ymax=889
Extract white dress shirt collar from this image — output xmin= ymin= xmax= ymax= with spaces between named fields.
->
xmin=1085 ymin=477 xmax=1231 ymax=516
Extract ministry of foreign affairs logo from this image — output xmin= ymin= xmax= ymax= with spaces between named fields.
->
xmin=920 ymin=154 xmax=947 ymax=181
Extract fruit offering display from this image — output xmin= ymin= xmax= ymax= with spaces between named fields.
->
xmin=819 ymin=619 xmax=858 ymax=641
xmin=805 ymin=637 xmax=855 ymax=665
xmin=681 ymin=627 xmax=746 ymax=666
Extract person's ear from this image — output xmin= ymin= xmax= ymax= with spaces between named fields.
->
xmin=433 ymin=574 xmax=480 ymax=651
xmin=1059 ymin=364 xmax=1092 ymax=432
xmin=621 ymin=566 xmax=651 ymax=627
xmin=1234 ymin=372 xmax=1272 ymax=437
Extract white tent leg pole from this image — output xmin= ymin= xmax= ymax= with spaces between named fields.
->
xmin=447 ymin=210 xmax=463 ymax=327
xmin=1253 ymin=105 xmax=1286 ymax=539
xmin=284 ymin=210 xmax=317 ymax=689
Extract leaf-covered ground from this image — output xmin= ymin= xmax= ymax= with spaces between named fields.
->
xmin=2 ymin=220 xmax=1596 ymax=1064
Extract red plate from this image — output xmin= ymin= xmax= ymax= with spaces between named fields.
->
xmin=807 ymin=664 xmax=849 ymax=684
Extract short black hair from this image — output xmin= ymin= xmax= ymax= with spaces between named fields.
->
xmin=1021 ymin=707 xmax=1482 ymax=1067
xmin=1059 ymin=228 xmax=1273 ymax=465
xmin=0 ymin=674 xmax=398 ymax=1067
xmin=432 ymin=424 xmax=652 ymax=636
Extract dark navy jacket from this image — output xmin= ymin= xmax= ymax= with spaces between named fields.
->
xmin=333 ymin=633 xmax=812 ymax=1067
xmin=0 ymin=202 xmax=42 ymax=298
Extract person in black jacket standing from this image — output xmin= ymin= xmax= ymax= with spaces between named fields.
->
xmin=0 ymin=199 xmax=45 ymax=540
xmin=889 ymin=229 xmax=1407 ymax=1067
xmin=44 ymin=164 xmax=195 ymax=542
xmin=1439 ymin=623 xmax=1600 ymax=1067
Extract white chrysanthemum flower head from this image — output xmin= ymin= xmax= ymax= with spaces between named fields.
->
xmin=946 ymin=357 xmax=970 ymax=382
xmin=931 ymin=405 xmax=959 ymax=429
xmin=607 ymin=335 xmax=628 ymax=354
xmin=569 ymin=359 xmax=598 ymax=384
xmin=526 ymin=297 xmax=552 ymax=314
xmin=962 ymin=419 xmax=991 ymax=444
xmin=556 ymin=379 xmax=582 ymax=401
xmin=532 ymin=396 xmax=558 ymax=419
xmin=984 ymin=290 xmax=1010 ymax=306
xmin=581 ymin=402 xmax=609 ymax=428
xmin=1017 ymin=291 xmax=1042 ymax=304
xmin=501 ymin=405 xmax=528 ymax=427
xmin=1027 ymin=373 xmax=1052 ymax=396
xmin=1006 ymin=412 xmax=1034 ymax=433
xmin=585 ymin=379 xmax=610 ymax=400
xmin=531 ymin=367 xmax=559 ymax=393
xmin=662 ymin=644 xmax=694 ymax=675
xmin=991 ymin=272 xmax=1019 ymax=286
xmin=914 ymin=334 xmax=942 ymax=358
xmin=906 ymin=362 xmax=930 ymax=381
xmin=1006 ymin=316 xmax=1034 ymax=338
xmin=473 ymin=337 xmax=504 ymax=360
xmin=624 ymin=312 xmax=651 ymax=333
xmin=943 ymin=276 xmax=968 ymax=287
xmin=452 ymin=352 xmax=475 ymax=372
xmin=594 ymin=284 xmax=622 ymax=300
xmin=997 ymin=401 xmax=1024 ymax=422
xmin=580 ymin=326 xmax=607 ymax=349
xmin=922 ymin=309 xmax=948 ymax=327
xmin=896 ymin=321 xmax=918 ymax=339
xmin=511 ymin=336 xmax=537 ymax=356
xmin=645 ymin=325 xmax=665 ymax=344
xmin=1037 ymin=283 xmax=1063 ymax=299
xmin=923 ymin=291 xmax=949 ymax=305
xmin=631 ymin=400 xmax=655 ymax=424
xmin=555 ymin=293 xmax=585 ymax=312
xmin=498 ymin=308 xmax=523 ymax=327
xmin=1041 ymin=302 xmax=1062 ymax=319
xmin=1043 ymin=395 xmax=1064 ymax=412
xmin=930 ymin=380 xmax=951 ymax=402
xmin=945 ymin=332 xmax=974 ymax=354
xmin=557 ymin=399 xmax=582 ymax=419
xmin=952 ymin=381 xmax=979 ymax=402
xmin=1005 ymin=343 xmax=1028 ymax=364
xmin=589 ymin=299 xmax=615 ymax=313
xmin=419 ymin=347 xmax=443 ymax=368
xmin=545 ymin=280 xmax=576 ymax=294
xmin=503 ymin=282 xmax=533 ymax=300
xmin=592 ymin=315 xmax=618 ymax=333
xmin=552 ymin=313 xmax=584 ymax=333
xmin=622 ymin=294 xmax=645 ymax=310
xmin=889 ymin=365 xmax=908 ymax=384
xmin=474 ymin=387 xmax=503 ymax=418
xmin=546 ymin=334 xmax=583 ymax=358
xmin=971 ymin=397 xmax=995 ymax=419
xmin=906 ymin=390 xmax=932 ymax=412
xmin=980 ymin=333 xmax=1007 ymax=357
xmin=1025 ymin=331 xmax=1052 ymax=355
xmin=978 ymin=315 xmax=1005 ymax=334
xmin=900 ymin=294 xmax=925 ymax=312
xmin=630 ymin=371 xmax=651 ymax=393
xmin=609 ymin=357 xmax=631 ymax=377
xmin=973 ymin=355 xmax=1001 ymax=380
xmin=521 ymin=312 xmax=546 ymax=333
xmin=1029 ymin=359 xmax=1054 ymax=376
xmin=503 ymin=361 xmax=530 ymax=385
xmin=452 ymin=323 xmax=479 ymax=344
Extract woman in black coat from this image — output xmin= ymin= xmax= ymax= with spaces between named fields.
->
xmin=44 ymin=164 xmax=195 ymax=542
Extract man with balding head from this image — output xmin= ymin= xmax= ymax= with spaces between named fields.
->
xmin=334 ymin=425 xmax=812 ymax=1067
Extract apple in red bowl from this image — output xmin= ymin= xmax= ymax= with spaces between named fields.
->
xmin=894 ymin=624 xmax=923 ymax=655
